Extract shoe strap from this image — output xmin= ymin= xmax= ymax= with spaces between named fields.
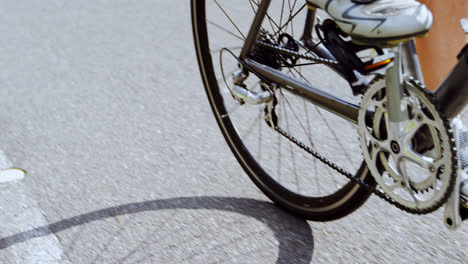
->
xmin=351 ymin=0 xmax=377 ymax=4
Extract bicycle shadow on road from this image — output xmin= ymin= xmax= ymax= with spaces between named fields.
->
xmin=0 ymin=196 xmax=314 ymax=263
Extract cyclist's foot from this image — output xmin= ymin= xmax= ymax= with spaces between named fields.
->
xmin=307 ymin=0 xmax=433 ymax=42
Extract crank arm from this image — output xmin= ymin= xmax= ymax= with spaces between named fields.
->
xmin=443 ymin=170 xmax=461 ymax=230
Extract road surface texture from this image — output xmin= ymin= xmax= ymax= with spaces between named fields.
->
xmin=0 ymin=1 xmax=466 ymax=263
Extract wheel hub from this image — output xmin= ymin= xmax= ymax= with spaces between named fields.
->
xmin=390 ymin=140 xmax=400 ymax=154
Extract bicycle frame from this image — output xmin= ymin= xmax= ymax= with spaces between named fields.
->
xmin=239 ymin=1 xmax=403 ymax=125
xmin=239 ymin=0 xmax=468 ymax=124
xmin=435 ymin=44 xmax=468 ymax=118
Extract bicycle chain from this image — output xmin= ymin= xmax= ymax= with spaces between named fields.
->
xmin=273 ymin=124 xmax=422 ymax=213
xmin=256 ymin=40 xmax=339 ymax=66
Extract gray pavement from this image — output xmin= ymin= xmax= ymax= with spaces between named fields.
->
xmin=0 ymin=0 xmax=467 ymax=263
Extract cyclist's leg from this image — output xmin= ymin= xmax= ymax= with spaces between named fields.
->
xmin=416 ymin=0 xmax=468 ymax=91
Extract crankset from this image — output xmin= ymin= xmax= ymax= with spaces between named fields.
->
xmin=219 ymin=32 xmax=463 ymax=223
xmin=358 ymin=77 xmax=457 ymax=214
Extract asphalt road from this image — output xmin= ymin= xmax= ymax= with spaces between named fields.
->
xmin=0 ymin=1 xmax=467 ymax=263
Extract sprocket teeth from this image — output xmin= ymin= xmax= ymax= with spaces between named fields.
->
xmin=358 ymin=77 xmax=457 ymax=214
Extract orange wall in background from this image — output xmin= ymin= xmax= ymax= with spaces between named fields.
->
xmin=416 ymin=0 xmax=467 ymax=90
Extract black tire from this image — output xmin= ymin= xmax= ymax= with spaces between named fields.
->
xmin=192 ymin=0 xmax=375 ymax=221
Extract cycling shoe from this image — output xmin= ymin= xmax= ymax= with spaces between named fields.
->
xmin=307 ymin=0 xmax=433 ymax=43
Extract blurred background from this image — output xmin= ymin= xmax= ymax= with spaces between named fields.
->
xmin=0 ymin=1 xmax=466 ymax=263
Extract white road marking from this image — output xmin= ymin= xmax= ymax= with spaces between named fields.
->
xmin=0 ymin=149 xmax=25 ymax=183
xmin=0 ymin=169 xmax=26 ymax=183
xmin=0 ymin=150 xmax=72 ymax=264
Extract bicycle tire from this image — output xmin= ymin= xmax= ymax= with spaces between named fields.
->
xmin=192 ymin=0 xmax=375 ymax=221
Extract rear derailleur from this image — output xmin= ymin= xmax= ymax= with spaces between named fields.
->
xmin=230 ymin=66 xmax=278 ymax=128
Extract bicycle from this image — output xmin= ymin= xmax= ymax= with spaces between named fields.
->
xmin=191 ymin=0 xmax=468 ymax=230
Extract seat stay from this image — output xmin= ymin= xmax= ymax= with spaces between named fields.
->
xmin=240 ymin=0 xmax=271 ymax=60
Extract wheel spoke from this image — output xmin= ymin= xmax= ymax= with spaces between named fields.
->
xmin=274 ymin=4 xmax=306 ymax=36
xmin=207 ymin=19 xmax=244 ymax=41
xmin=211 ymin=46 xmax=243 ymax=53
xmin=213 ymin=0 xmax=246 ymax=40
xmin=248 ymin=0 xmax=281 ymax=34
xmin=241 ymin=106 xmax=265 ymax=140
xmin=280 ymin=95 xmax=301 ymax=192
xmin=279 ymin=0 xmax=286 ymax=32
xmin=279 ymin=88 xmax=315 ymax=146
xmin=257 ymin=106 xmax=263 ymax=161
xmin=276 ymin=123 xmax=282 ymax=182
xmin=316 ymin=107 xmax=355 ymax=166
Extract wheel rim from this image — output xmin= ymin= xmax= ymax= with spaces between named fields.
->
xmin=193 ymin=0 xmax=371 ymax=212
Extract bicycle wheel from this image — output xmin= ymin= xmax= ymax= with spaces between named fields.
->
xmin=192 ymin=0 xmax=375 ymax=221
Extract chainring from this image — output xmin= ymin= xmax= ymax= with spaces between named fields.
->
xmin=358 ymin=78 xmax=457 ymax=212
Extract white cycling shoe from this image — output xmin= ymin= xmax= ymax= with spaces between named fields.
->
xmin=307 ymin=0 xmax=433 ymax=42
